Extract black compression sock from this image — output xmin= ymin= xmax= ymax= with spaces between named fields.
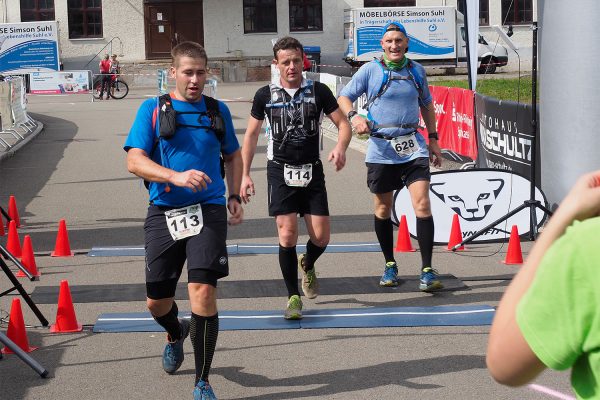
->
xmin=416 ymin=216 xmax=434 ymax=268
xmin=279 ymin=244 xmax=300 ymax=298
xmin=303 ymin=240 xmax=326 ymax=271
xmin=190 ymin=312 xmax=219 ymax=385
xmin=153 ymin=302 xmax=181 ymax=341
xmin=374 ymin=216 xmax=395 ymax=264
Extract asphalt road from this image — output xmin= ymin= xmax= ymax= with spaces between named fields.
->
xmin=0 ymin=84 xmax=573 ymax=400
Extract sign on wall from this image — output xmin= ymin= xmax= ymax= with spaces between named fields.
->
xmin=0 ymin=21 xmax=60 ymax=74
xmin=29 ymin=71 xmax=91 ymax=94
xmin=392 ymin=169 xmax=547 ymax=243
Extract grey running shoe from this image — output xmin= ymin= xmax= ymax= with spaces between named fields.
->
xmin=299 ymin=254 xmax=319 ymax=299
xmin=284 ymin=295 xmax=303 ymax=320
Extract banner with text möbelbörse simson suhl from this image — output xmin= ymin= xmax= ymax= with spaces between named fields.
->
xmin=475 ymin=93 xmax=539 ymax=183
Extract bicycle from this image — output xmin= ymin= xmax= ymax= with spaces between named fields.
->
xmin=93 ymin=74 xmax=129 ymax=100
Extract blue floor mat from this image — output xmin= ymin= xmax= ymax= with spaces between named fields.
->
xmin=93 ymin=305 xmax=494 ymax=333
xmin=87 ymin=242 xmax=382 ymax=257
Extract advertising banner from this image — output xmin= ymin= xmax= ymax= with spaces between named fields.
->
xmin=392 ymin=169 xmax=547 ymax=243
xmin=0 ymin=21 xmax=60 ymax=74
xmin=10 ymin=77 xmax=28 ymax=125
xmin=424 ymin=86 xmax=477 ymax=161
xmin=353 ymin=7 xmax=456 ymax=62
xmin=29 ymin=71 xmax=91 ymax=94
xmin=475 ymin=93 xmax=538 ymax=182
xmin=157 ymin=69 xmax=168 ymax=95
xmin=0 ymin=81 xmax=13 ymax=130
xmin=318 ymin=73 xmax=337 ymax=98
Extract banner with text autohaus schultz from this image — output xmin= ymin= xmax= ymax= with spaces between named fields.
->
xmin=475 ymin=93 xmax=539 ymax=183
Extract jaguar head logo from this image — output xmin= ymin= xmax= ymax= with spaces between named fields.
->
xmin=430 ymin=178 xmax=505 ymax=221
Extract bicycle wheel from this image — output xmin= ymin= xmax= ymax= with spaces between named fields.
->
xmin=110 ymin=80 xmax=129 ymax=99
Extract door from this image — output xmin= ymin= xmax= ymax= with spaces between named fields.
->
xmin=144 ymin=1 xmax=204 ymax=60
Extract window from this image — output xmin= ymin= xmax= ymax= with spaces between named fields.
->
xmin=68 ymin=0 xmax=103 ymax=39
xmin=458 ymin=0 xmax=489 ymax=26
xmin=244 ymin=0 xmax=277 ymax=33
xmin=20 ymin=0 xmax=55 ymax=22
xmin=502 ymin=0 xmax=533 ymax=24
xmin=364 ymin=0 xmax=416 ymax=6
xmin=289 ymin=0 xmax=322 ymax=32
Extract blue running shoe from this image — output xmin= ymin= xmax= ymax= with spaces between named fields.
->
xmin=193 ymin=380 xmax=218 ymax=400
xmin=162 ymin=318 xmax=190 ymax=374
xmin=419 ymin=267 xmax=444 ymax=292
xmin=379 ymin=262 xmax=399 ymax=287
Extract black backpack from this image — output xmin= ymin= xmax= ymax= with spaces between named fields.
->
xmin=145 ymin=94 xmax=226 ymax=189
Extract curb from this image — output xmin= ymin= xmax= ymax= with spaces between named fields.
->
xmin=0 ymin=121 xmax=45 ymax=164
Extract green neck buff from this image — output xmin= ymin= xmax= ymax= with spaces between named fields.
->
xmin=382 ymin=54 xmax=408 ymax=70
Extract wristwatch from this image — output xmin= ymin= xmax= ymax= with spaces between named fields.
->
xmin=428 ymin=132 xmax=439 ymax=140
xmin=228 ymin=194 xmax=242 ymax=204
xmin=347 ymin=110 xmax=358 ymax=121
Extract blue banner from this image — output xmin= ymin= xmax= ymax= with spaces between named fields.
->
xmin=0 ymin=21 xmax=60 ymax=73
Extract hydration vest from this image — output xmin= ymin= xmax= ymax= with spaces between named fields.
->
xmin=364 ymin=58 xmax=426 ymax=112
xmin=266 ymin=81 xmax=319 ymax=150
xmin=145 ymin=93 xmax=226 ymax=189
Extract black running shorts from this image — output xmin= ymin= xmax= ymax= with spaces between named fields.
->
xmin=366 ymin=157 xmax=431 ymax=194
xmin=144 ymin=203 xmax=228 ymax=299
xmin=267 ymin=160 xmax=329 ymax=217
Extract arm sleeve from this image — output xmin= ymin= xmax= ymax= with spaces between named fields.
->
xmin=218 ymin=101 xmax=240 ymax=155
xmin=315 ymin=82 xmax=339 ymax=115
xmin=516 ymin=221 xmax=596 ymax=370
xmin=123 ymin=99 xmax=156 ymax=154
xmin=250 ymin=86 xmax=269 ymax=120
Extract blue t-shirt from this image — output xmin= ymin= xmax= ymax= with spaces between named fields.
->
xmin=340 ymin=59 xmax=432 ymax=164
xmin=124 ymin=95 xmax=239 ymax=207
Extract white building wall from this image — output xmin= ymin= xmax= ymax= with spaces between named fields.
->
xmin=54 ymin=0 xmax=146 ymax=68
xmin=2 ymin=0 xmax=146 ymax=71
xmin=204 ymin=0 xmax=363 ymax=61
xmin=1 ymin=0 xmax=536 ymax=76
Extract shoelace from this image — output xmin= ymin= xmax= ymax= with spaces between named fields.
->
xmin=422 ymin=268 xmax=440 ymax=279
xmin=305 ymin=270 xmax=317 ymax=287
xmin=383 ymin=268 xmax=397 ymax=281
xmin=196 ymin=383 xmax=214 ymax=399
xmin=288 ymin=297 xmax=301 ymax=309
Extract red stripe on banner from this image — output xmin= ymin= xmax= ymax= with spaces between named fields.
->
xmin=420 ymin=86 xmax=477 ymax=161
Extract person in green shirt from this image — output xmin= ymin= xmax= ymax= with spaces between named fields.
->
xmin=487 ymin=170 xmax=600 ymax=399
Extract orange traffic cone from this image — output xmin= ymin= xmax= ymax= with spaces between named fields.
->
xmin=6 ymin=220 xmax=22 ymax=258
xmin=395 ymin=214 xmax=416 ymax=252
xmin=50 ymin=280 xmax=82 ymax=333
xmin=17 ymin=235 xmax=40 ymax=279
xmin=51 ymin=219 xmax=74 ymax=257
xmin=0 ymin=212 xmax=4 ymax=236
xmin=1 ymin=298 xmax=37 ymax=354
xmin=447 ymin=214 xmax=465 ymax=251
xmin=8 ymin=195 xmax=21 ymax=227
xmin=503 ymin=225 xmax=523 ymax=264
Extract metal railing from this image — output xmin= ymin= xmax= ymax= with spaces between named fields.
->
xmin=82 ymin=37 xmax=124 ymax=70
